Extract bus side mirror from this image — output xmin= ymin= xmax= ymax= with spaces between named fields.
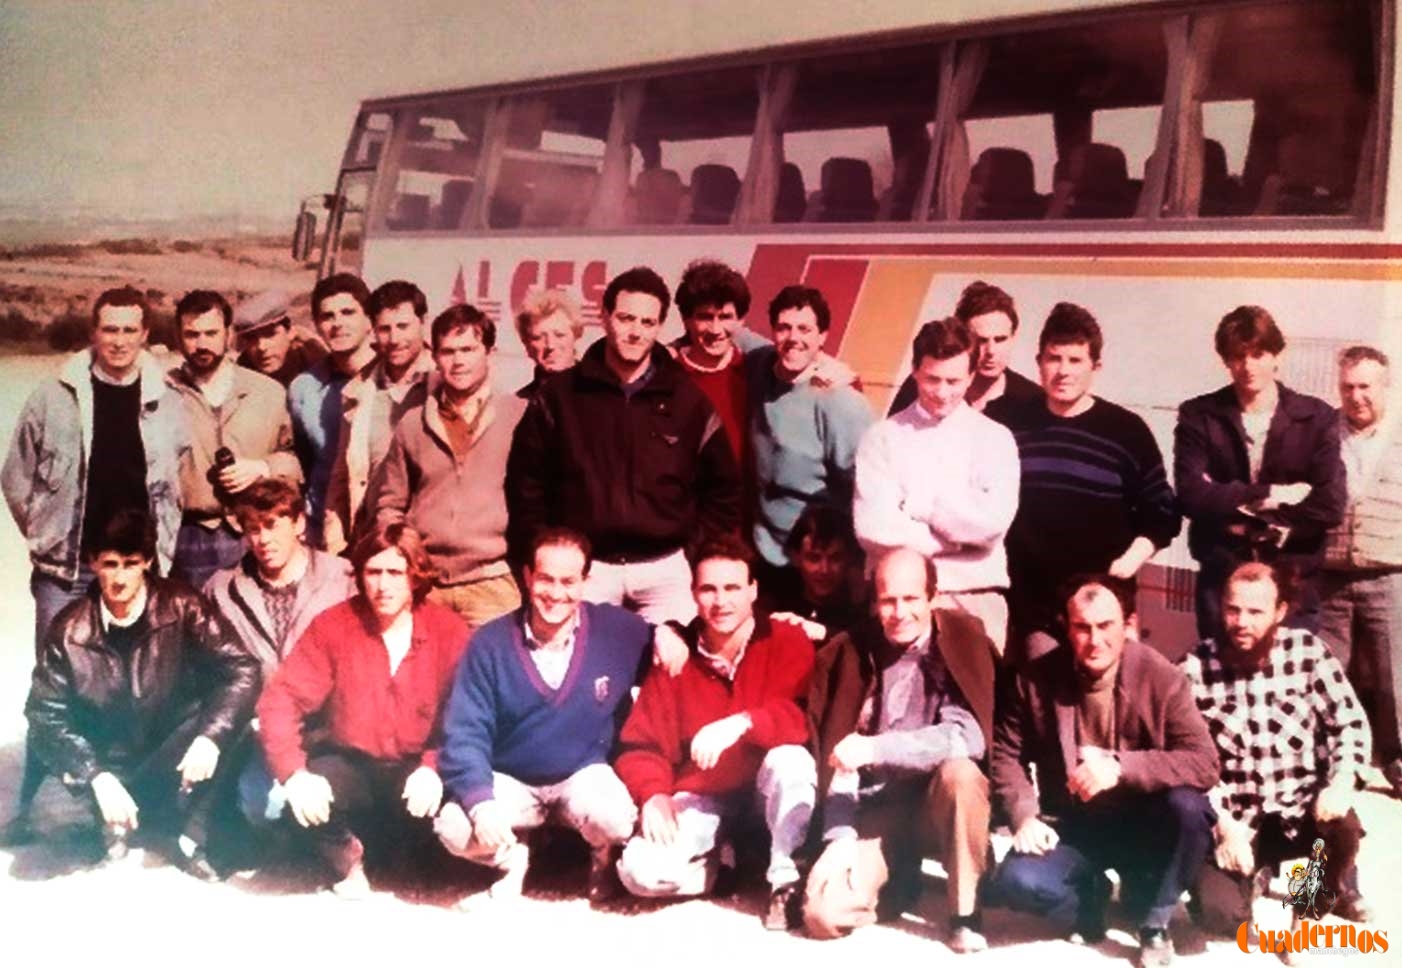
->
xmin=292 ymin=208 xmax=317 ymax=263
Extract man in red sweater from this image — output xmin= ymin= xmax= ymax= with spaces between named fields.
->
xmin=615 ymin=534 xmax=816 ymax=928
xmin=257 ymin=523 xmax=470 ymax=897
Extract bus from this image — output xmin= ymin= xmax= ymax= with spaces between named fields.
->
xmin=292 ymin=0 xmax=1393 ymax=652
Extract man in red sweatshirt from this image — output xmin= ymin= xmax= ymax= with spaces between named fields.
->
xmin=614 ymin=534 xmax=816 ymax=928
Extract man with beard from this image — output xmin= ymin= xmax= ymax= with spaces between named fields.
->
xmin=514 ymin=287 xmax=584 ymax=399
xmin=507 ymin=266 xmax=742 ymax=624
xmin=256 ymin=524 xmax=470 ymax=897
xmin=1175 ymin=306 xmax=1345 ymax=638
xmin=289 ymin=273 xmax=378 ymax=548
xmin=369 ymin=304 xmax=527 ymax=629
xmin=326 ymin=280 xmax=435 ymax=550
xmin=234 ymin=290 xmax=326 ymax=388
xmin=614 ymin=535 xmax=816 ymax=927
xmin=1184 ymin=563 xmax=1374 ymax=946
xmin=167 ymin=289 xmax=301 ymax=589
xmin=987 ymin=575 xmax=1218 ymax=967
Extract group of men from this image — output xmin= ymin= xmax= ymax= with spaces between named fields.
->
xmin=1 ymin=260 xmax=1395 ymax=965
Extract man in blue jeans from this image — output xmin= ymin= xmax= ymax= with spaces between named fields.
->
xmin=987 ymin=575 xmax=1220 ymax=968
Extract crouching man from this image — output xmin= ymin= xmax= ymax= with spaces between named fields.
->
xmin=802 ymin=548 xmax=996 ymax=950
xmin=614 ymin=535 xmax=817 ymax=928
xmin=1184 ymin=563 xmax=1373 ymax=955
xmin=24 ymin=509 xmax=260 ymax=877
xmin=433 ymin=528 xmax=689 ymax=907
xmin=986 ymin=575 xmax=1220 ymax=968
xmin=256 ymin=524 xmax=469 ymax=897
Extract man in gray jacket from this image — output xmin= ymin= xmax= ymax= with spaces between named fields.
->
xmin=2 ymin=285 xmax=189 ymax=843
xmin=367 ymin=303 xmax=527 ymax=629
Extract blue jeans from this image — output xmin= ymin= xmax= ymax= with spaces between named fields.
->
xmin=1320 ymin=568 xmax=1402 ymax=761
xmin=31 ymin=564 xmax=95 ymax=654
xmin=171 ymin=521 xmax=244 ymax=592
xmin=236 ymin=744 xmax=287 ymax=827
xmin=988 ymin=787 xmax=1215 ymax=932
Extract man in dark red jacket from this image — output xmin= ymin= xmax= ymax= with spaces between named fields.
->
xmin=256 ymin=523 xmax=469 ymax=897
xmin=614 ymin=535 xmax=815 ymax=926
xmin=25 ymin=509 xmax=260 ymax=878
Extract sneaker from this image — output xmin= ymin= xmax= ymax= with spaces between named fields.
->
xmin=1137 ymin=928 xmax=1175 ymax=968
xmin=763 ymin=883 xmax=799 ymax=931
xmin=948 ymin=915 xmax=989 ymax=954
xmin=1333 ymin=892 xmax=1374 ymax=924
xmin=1382 ymin=759 xmax=1402 ymax=799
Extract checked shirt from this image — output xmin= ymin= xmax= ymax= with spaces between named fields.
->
xmin=1180 ymin=627 xmax=1371 ymax=840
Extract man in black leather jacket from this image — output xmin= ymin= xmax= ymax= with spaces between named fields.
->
xmin=24 ymin=509 xmax=260 ymax=878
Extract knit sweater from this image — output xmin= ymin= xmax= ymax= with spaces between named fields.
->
xmin=1003 ymin=397 xmax=1181 ymax=629
xmin=616 ymin=615 xmax=814 ymax=804
xmin=368 ymin=389 xmax=526 ymax=585
xmin=437 ymin=602 xmax=652 ymax=811
xmin=747 ymin=347 xmax=875 ymax=566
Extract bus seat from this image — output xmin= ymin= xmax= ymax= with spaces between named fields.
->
xmin=961 ymin=147 xmax=1044 ymax=220
xmin=1048 ymin=143 xmax=1136 ymax=219
xmin=437 ymin=179 xmax=474 ymax=229
xmin=386 ymin=193 xmax=431 ymax=231
xmin=774 ymin=163 xmax=806 ymax=222
xmin=632 ymin=167 xmax=684 ymax=224
xmin=522 ymin=166 xmax=598 ymax=227
xmin=689 ymin=164 xmax=740 ymax=224
xmin=1255 ymin=134 xmax=1350 ymax=217
xmin=815 ymin=157 xmax=878 ymax=222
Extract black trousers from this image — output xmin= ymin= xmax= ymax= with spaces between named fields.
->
xmin=293 ymin=748 xmax=427 ymax=880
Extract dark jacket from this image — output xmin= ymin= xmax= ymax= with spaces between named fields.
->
xmin=990 ymin=639 xmax=1220 ymax=831
xmin=1174 ymin=383 xmax=1345 ymax=565
xmin=887 ymin=366 xmax=1041 ymax=419
xmin=24 ymin=576 xmax=261 ymax=786
xmin=806 ymin=609 xmax=996 ymax=815
xmin=505 ymin=340 xmax=742 ymax=567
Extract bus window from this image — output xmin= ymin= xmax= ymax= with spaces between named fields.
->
xmin=954 ymin=12 xmax=1169 ymax=220
xmin=1202 ymin=0 xmax=1378 ymax=217
xmin=775 ymin=43 xmax=942 ymax=223
xmin=490 ymin=84 xmax=612 ymax=229
xmin=343 ymin=111 xmax=392 ymax=171
xmin=621 ymin=66 xmax=760 ymax=227
xmin=382 ymin=99 xmax=488 ymax=233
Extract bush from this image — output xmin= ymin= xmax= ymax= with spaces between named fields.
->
xmin=98 ymin=238 xmax=162 ymax=256
xmin=0 ymin=308 xmax=40 ymax=343
xmin=46 ymin=312 xmax=90 ymax=352
xmin=170 ymin=239 xmax=201 ymax=253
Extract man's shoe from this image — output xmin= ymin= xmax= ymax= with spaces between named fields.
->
xmin=948 ymin=914 xmax=989 ymax=954
xmin=588 ymin=845 xmax=622 ymax=906
xmin=330 ymin=862 xmax=373 ymax=900
xmin=1069 ymin=874 xmax=1111 ymax=944
xmin=763 ymin=883 xmax=799 ymax=931
xmin=456 ymin=841 xmax=529 ymax=912
xmin=1333 ymin=892 xmax=1374 ymax=924
xmin=1382 ymin=758 xmax=1402 ymax=799
xmin=179 ymin=846 xmax=224 ymax=883
xmin=0 ymin=813 xmax=36 ymax=847
xmin=1137 ymin=928 xmax=1174 ymax=968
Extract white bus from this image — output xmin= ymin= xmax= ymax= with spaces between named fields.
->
xmin=294 ymin=0 xmax=1393 ymax=651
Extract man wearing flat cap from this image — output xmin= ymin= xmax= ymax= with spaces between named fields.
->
xmin=235 ymin=290 xmax=327 ymax=388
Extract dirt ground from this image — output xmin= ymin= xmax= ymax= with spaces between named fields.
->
xmin=0 ymin=352 xmax=1397 ymax=966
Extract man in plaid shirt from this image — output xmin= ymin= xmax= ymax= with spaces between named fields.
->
xmin=1182 ymin=562 xmax=1373 ymax=937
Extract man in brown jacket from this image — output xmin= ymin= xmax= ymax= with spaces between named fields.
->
xmin=802 ymin=548 xmax=996 ymax=950
xmin=987 ymin=575 xmax=1219 ymax=968
xmin=366 ymin=303 xmax=527 ymax=629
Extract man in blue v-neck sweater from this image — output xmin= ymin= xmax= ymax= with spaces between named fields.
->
xmin=434 ymin=526 xmax=685 ymax=908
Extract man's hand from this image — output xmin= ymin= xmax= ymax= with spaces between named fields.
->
xmin=829 ymin=733 xmax=876 ymax=773
xmin=1107 ymin=536 xmax=1156 ymax=580
xmin=176 ymin=735 xmax=220 ymax=788
xmin=91 ymin=772 xmax=139 ymax=832
xmin=401 ymin=766 xmax=443 ymax=819
xmin=808 ymin=836 xmax=859 ymax=891
xmin=652 ymin=624 xmax=689 ymax=677
xmin=1259 ymin=482 xmax=1313 ymax=510
xmin=808 ymin=353 xmax=857 ymax=389
xmin=1214 ymin=817 xmax=1255 ymax=875
xmin=1011 ymin=817 xmax=1059 ymax=856
xmin=1067 ymin=747 xmax=1122 ymax=802
xmin=769 ymin=612 xmax=828 ymax=643
xmin=468 ymin=799 xmax=517 ymax=851
xmin=218 ymin=459 xmax=270 ymax=495
xmin=284 ymin=769 xmax=335 ymax=828
xmin=640 ymin=793 xmax=679 ymax=846
xmin=1314 ymin=778 xmax=1354 ymax=822
xmin=690 ymin=713 xmax=751 ymax=770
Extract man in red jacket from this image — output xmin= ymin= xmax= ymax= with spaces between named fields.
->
xmin=614 ymin=534 xmax=816 ymax=928
xmin=256 ymin=523 xmax=470 ymax=897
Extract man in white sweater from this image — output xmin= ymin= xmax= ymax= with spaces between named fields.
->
xmin=854 ymin=317 xmax=1021 ymax=658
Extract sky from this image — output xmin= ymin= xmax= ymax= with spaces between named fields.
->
xmin=0 ymin=0 xmax=1128 ymax=224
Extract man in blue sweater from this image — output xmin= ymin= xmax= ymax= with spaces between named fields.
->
xmin=434 ymin=527 xmax=687 ymax=908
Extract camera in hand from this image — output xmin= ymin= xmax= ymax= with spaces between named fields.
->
xmin=207 ymin=447 xmax=236 ymax=501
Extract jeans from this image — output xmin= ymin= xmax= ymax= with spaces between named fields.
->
xmin=988 ymin=786 xmax=1215 ymax=932
xmin=170 ymin=521 xmax=245 ymax=593
xmin=584 ymin=548 xmax=697 ymax=625
xmin=616 ymin=744 xmax=816 ymax=895
xmin=1319 ymin=569 xmax=1402 ymax=761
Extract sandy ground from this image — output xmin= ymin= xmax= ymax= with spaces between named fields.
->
xmin=0 ymin=353 xmax=1398 ymax=966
